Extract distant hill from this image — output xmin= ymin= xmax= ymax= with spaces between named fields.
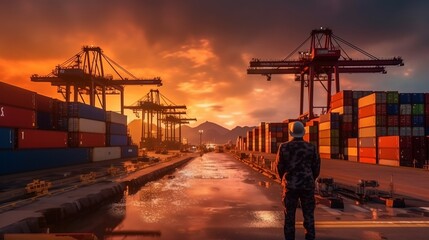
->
xmin=128 ymin=120 xmax=255 ymax=145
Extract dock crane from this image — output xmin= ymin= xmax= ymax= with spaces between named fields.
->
xmin=247 ymin=28 xmax=404 ymax=119
xmin=124 ymin=90 xmax=195 ymax=150
xmin=31 ymin=46 xmax=162 ymax=114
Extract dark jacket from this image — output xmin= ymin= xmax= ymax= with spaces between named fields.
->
xmin=275 ymin=138 xmax=320 ymax=190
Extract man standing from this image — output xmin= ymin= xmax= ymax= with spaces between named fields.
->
xmin=275 ymin=121 xmax=320 ymax=240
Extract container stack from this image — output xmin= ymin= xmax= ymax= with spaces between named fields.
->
xmin=386 ymin=91 xmax=399 ymax=136
xmin=66 ymin=102 xmax=107 ymax=148
xmin=252 ymin=127 xmax=260 ymax=152
xmin=258 ymin=122 xmax=266 ymax=153
xmin=246 ymin=130 xmax=253 ymax=151
xmin=106 ymin=111 xmax=128 ymax=147
xmin=346 ymin=138 xmax=358 ymax=162
xmin=0 ymin=82 xmax=90 ymax=175
xmin=235 ymin=136 xmax=247 ymax=151
xmin=378 ymin=136 xmax=412 ymax=167
xmin=304 ymin=119 xmax=318 ymax=149
xmin=265 ymin=122 xmax=289 ymax=154
xmin=358 ymin=92 xmax=387 ymax=164
xmin=318 ymin=112 xmax=340 ymax=159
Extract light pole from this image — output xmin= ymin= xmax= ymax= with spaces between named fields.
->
xmin=198 ymin=130 xmax=203 ymax=150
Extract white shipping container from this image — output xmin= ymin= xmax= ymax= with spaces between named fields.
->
xmin=399 ymin=104 xmax=412 ymax=115
xmin=68 ymin=118 xmax=106 ymax=133
xmin=412 ymin=127 xmax=425 ymax=136
xmin=106 ymin=111 xmax=127 ymax=125
xmin=387 ymin=127 xmax=399 ymax=136
xmin=399 ymin=127 xmax=412 ymax=136
xmin=92 ymin=146 xmax=121 ymax=161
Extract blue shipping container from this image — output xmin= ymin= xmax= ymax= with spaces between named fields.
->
xmin=0 ymin=127 xmax=15 ymax=149
xmin=399 ymin=93 xmax=412 ymax=104
xmin=387 ymin=104 xmax=399 ymax=115
xmin=107 ymin=122 xmax=127 ymax=135
xmin=108 ymin=134 xmax=128 ymax=146
xmin=0 ymin=148 xmax=91 ymax=175
xmin=37 ymin=111 xmax=53 ymax=130
xmin=412 ymin=93 xmax=425 ymax=104
xmin=67 ymin=102 xmax=106 ymax=121
xmin=412 ymin=115 xmax=425 ymax=127
xmin=121 ymin=145 xmax=138 ymax=158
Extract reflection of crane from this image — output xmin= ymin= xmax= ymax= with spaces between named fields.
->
xmin=247 ymin=28 xmax=404 ymax=119
xmin=31 ymin=46 xmax=162 ymax=114
xmin=124 ymin=90 xmax=195 ymax=150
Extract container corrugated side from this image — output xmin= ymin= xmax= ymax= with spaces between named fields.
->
xmin=107 ymin=122 xmax=127 ymax=135
xmin=18 ymin=129 xmax=68 ymax=149
xmin=68 ymin=118 xmax=106 ymax=133
xmin=358 ymin=92 xmax=387 ymax=108
xmin=37 ymin=111 xmax=53 ymax=130
xmin=0 ymin=127 xmax=15 ymax=149
xmin=67 ymin=102 xmax=106 ymax=121
xmin=106 ymin=111 xmax=127 ymax=125
xmin=107 ymin=134 xmax=128 ymax=146
xmin=0 ymin=105 xmax=36 ymax=128
xmin=0 ymin=148 xmax=91 ymax=175
xmin=69 ymin=132 xmax=106 ymax=147
xmin=35 ymin=94 xmax=53 ymax=112
xmin=121 ymin=145 xmax=138 ymax=158
xmin=0 ymin=82 xmax=36 ymax=110
xmin=91 ymin=147 xmax=121 ymax=162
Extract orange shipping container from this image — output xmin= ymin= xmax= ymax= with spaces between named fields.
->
xmin=359 ymin=147 xmax=377 ymax=158
xmin=378 ymin=148 xmax=400 ymax=160
xmin=359 ymin=157 xmax=377 ymax=164
xmin=379 ymin=159 xmax=399 ymax=167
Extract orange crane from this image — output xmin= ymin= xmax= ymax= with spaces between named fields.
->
xmin=247 ymin=28 xmax=404 ymax=119
xmin=31 ymin=46 xmax=162 ymax=114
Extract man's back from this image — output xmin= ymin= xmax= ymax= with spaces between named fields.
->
xmin=276 ymin=138 xmax=320 ymax=190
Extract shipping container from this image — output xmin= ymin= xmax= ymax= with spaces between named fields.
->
xmin=106 ymin=111 xmax=127 ymax=125
xmin=35 ymin=94 xmax=53 ymax=112
xmin=121 ymin=145 xmax=138 ymax=158
xmin=359 ymin=137 xmax=377 ymax=148
xmin=17 ymin=129 xmax=68 ymax=149
xmin=399 ymin=93 xmax=412 ymax=104
xmin=107 ymin=134 xmax=128 ymax=146
xmin=106 ymin=122 xmax=127 ymax=135
xmin=0 ymin=148 xmax=91 ymax=175
xmin=411 ymin=93 xmax=425 ymax=103
xmin=358 ymin=92 xmax=387 ymax=108
xmin=66 ymin=102 xmax=106 ymax=121
xmin=0 ymin=82 xmax=36 ymax=110
xmin=0 ymin=127 xmax=15 ymax=149
xmin=399 ymin=104 xmax=412 ymax=115
xmin=69 ymin=132 xmax=106 ymax=147
xmin=37 ymin=111 xmax=53 ymax=130
xmin=0 ymin=104 xmax=36 ymax=128
xmin=386 ymin=91 xmax=399 ymax=104
xmin=247 ymin=131 xmax=253 ymax=151
xmin=68 ymin=118 xmax=106 ymax=133
xmin=358 ymin=127 xmax=386 ymax=138
xmin=91 ymin=147 xmax=121 ymax=162
xmin=359 ymin=157 xmax=377 ymax=164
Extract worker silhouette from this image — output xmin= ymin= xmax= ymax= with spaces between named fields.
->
xmin=275 ymin=121 xmax=320 ymax=240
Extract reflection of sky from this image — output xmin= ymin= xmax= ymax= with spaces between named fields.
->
xmin=110 ymin=153 xmax=283 ymax=238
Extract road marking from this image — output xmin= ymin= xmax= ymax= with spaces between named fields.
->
xmin=294 ymin=221 xmax=429 ymax=228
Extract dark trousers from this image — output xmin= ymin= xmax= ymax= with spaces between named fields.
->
xmin=283 ymin=188 xmax=316 ymax=240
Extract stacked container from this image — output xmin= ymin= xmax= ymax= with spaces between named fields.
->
xmin=252 ymin=127 xmax=260 ymax=152
xmin=304 ymin=119 xmax=318 ymax=149
xmin=378 ymin=136 xmax=413 ymax=167
xmin=246 ymin=130 xmax=253 ymax=151
xmin=346 ymin=138 xmax=358 ymax=162
xmin=318 ymin=112 xmax=340 ymax=159
xmin=106 ymin=111 xmax=128 ymax=147
xmin=386 ymin=91 xmax=400 ymax=136
xmin=66 ymin=102 xmax=106 ymax=148
xmin=258 ymin=122 xmax=266 ymax=153
xmin=358 ymin=92 xmax=387 ymax=164
xmin=265 ymin=122 xmax=289 ymax=154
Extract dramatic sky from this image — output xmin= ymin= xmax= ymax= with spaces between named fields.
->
xmin=1 ymin=0 xmax=428 ymax=129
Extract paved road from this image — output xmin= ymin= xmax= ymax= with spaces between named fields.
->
xmin=54 ymin=152 xmax=429 ymax=240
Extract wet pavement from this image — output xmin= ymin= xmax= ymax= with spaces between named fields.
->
xmin=54 ymin=153 xmax=429 ymax=240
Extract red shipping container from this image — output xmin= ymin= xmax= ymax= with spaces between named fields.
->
xmin=0 ymin=82 xmax=36 ymax=110
xmin=425 ymin=93 xmax=429 ymax=104
xmin=341 ymin=122 xmax=354 ymax=132
xmin=387 ymin=115 xmax=399 ymax=127
xmin=425 ymin=104 xmax=429 ymax=115
xmin=359 ymin=157 xmax=377 ymax=164
xmin=378 ymin=148 xmax=399 ymax=160
xmin=359 ymin=147 xmax=377 ymax=158
xmin=18 ymin=129 xmax=67 ymax=148
xmin=378 ymin=136 xmax=412 ymax=148
xmin=69 ymin=132 xmax=106 ymax=147
xmin=35 ymin=94 xmax=53 ymax=112
xmin=0 ymin=104 xmax=36 ymax=128
xmin=320 ymin=153 xmax=332 ymax=159
xmin=359 ymin=104 xmax=376 ymax=118
xmin=399 ymin=115 xmax=411 ymax=127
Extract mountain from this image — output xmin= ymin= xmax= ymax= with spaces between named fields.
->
xmin=128 ymin=120 xmax=255 ymax=145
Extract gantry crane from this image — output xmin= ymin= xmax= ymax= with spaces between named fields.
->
xmin=31 ymin=46 xmax=162 ymax=114
xmin=247 ymin=28 xmax=404 ymax=119
xmin=124 ymin=90 xmax=195 ymax=150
